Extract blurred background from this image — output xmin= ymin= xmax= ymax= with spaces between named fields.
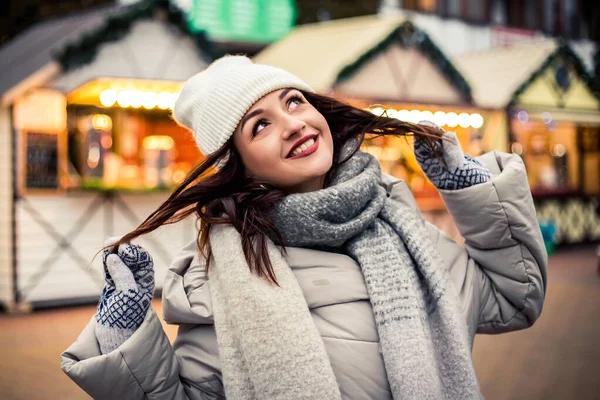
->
xmin=0 ymin=0 xmax=598 ymax=399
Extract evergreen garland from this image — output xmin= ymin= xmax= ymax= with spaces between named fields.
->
xmin=54 ymin=0 xmax=221 ymax=71
xmin=335 ymin=20 xmax=473 ymax=103
xmin=510 ymin=39 xmax=600 ymax=105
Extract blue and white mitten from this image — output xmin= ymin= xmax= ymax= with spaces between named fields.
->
xmin=95 ymin=241 xmax=155 ymax=354
xmin=414 ymin=121 xmax=491 ymax=190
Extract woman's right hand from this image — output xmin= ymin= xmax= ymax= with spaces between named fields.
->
xmin=95 ymin=241 xmax=155 ymax=354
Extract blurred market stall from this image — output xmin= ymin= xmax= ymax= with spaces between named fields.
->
xmin=0 ymin=1 xmax=214 ymax=310
xmin=454 ymin=40 xmax=600 ymax=246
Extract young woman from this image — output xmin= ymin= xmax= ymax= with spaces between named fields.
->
xmin=62 ymin=56 xmax=547 ymax=400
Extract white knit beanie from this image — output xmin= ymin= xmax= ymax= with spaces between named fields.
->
xmin=173 ymin=55 xmax=314 ymax=156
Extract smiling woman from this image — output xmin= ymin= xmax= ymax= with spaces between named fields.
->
xmin=232 ymin=88 xmax=334 ymax=193
xmin=62 ymin=55 xmax=548 ymax=400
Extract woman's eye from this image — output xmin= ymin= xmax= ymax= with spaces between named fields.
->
xmin=288 ymin=97 xmax=302 ymax=111
xmin=253 ymin=120 xmax=268 ymax=136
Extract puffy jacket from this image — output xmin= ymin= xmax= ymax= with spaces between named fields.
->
xmin=61 ymin=151 xmax=547 ymax=399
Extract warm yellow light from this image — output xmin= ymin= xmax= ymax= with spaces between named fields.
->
xmin=172 ymin=169 xmax=186 ymax=184
xmin=99 ymin=90 xmax=117 ymax=107
xmin=386 ymin=108 xmax=399 ymax=119
xmin=469 ymin=113 xmax=484 ymax=129
xmin=446 ymin=112 xmax=458 ymax=128
xmin=143 ymin=135 xmax=175 ymax=150
xmin=370 ymin=107 xmax=385 ymax=117
xmin=398 ymin=109 xmax=410 ymax=122
xmin=129 ymin=91 xmax=144 ymax=108
xmin=420 ymin=110 xmax=434 ymax=123
xmin=433 ymin=111 xmax=446 ymax=127
xmin=92 ymin=114 xmax=112 ymax=131
xmin=409 ymin=110 xmax=421 ymax=124
xmin=143 ymin=92 xmax=158 ymax=109
xmin=458 ymin=112 xmax=471 ymax=128
xmin=117 ymin=90 xmax=133 ymax=108
xmin=157 ymin=92 xmax=172 ymax=110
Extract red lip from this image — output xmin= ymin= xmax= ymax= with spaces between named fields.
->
xmin=286 ymin=134 xmax=318 ymax=158
xmin=287 ymin=135 xmax=319 ymax=160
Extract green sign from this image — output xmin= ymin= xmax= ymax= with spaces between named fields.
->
xmin=187 ymin=0 xmax=296 ymax=43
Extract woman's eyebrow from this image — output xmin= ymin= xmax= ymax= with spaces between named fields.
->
xmin=279 ymin=88 xmax=293 ymax=100
xmin=241 ymin=109 xmax=263 ymax=131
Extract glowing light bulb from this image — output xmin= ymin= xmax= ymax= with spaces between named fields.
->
xmin=419 ymin=110 xmax=434 ymax=123
xmin=130 ymin=91 xmax=144 ymax=108
xmin=157 ymin=92 xmax=172 ymax=110
xmin=398 ymin=109 xmax=410 ymax=122
xmin=91 ymin=114 xmax=112 ymax=131
xmin=469 ymin=113 xmax=484 ymax=129
xmin=143 ymin=92 xmax=158 ymax=109
xmin=99 ymin=89 xmax=117 ymax=107
xmin=409 ymin=110 xmax=421 ymax=124
xmin=386 ymin=109 xmax=399 ymax=119
xmin=433 ymin=111 xmax=446 ymax=126
xmin=446 ymin=112 xmax=458 ymax=128
xmin=458 ymin=112 xmax=471 ymax=128
xmin=117 ymin=90 xmax=133 ymax=108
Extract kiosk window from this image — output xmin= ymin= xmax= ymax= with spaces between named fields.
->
xmin=25 ymin=132 xmax=59 ymax=189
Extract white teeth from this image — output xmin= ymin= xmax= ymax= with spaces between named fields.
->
xmin=290 ymin=138 xmax=315 ymax=157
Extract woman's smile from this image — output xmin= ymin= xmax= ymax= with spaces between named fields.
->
xmin=287 ymin=134 xmax=319 ymax=159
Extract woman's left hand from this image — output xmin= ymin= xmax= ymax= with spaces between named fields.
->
xmin=414 ymin=121 xmax=491 ymax=190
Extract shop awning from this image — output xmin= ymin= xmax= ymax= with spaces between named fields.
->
xmin=254 ymin=16 xmax=472 ymax=105
xmin=453 ymin=39 xmax=600 ymax=111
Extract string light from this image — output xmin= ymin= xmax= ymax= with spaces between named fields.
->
xmin=366 ymin=107 xmax=485 ymax=129
xmin=100 ymin=89 xmax=180 ymax=110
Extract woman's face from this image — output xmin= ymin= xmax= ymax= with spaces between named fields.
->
xmin=232 ymin=89 xmax=334 ymax=193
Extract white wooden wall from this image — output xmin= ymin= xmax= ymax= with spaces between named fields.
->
xmin=15 ymin=192 xmax=196 ymax=304
xmin=0 ymin=107 xmax=14 ymax=309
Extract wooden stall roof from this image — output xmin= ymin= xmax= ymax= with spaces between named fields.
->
xmin=0 ymin=0 xmax=218 ymax=102
xmin=453 ymin=39 xmax=600 ymax=110
xmin=0 ymin=3 xmax=123 ymax=103
xmin=51 ymin=18 xmax=210 ymax=94
xmin=253 ymin=15 xmax=472 ymax=103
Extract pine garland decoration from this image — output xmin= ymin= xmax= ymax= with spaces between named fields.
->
xmin=510 ymin=38 xmax=600 ymax=105
xmin=54 ymin=0 xmax=221 ymax=71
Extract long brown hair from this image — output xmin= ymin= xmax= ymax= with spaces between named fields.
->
xmin=107 ymin=91 xmax=442 ymax=284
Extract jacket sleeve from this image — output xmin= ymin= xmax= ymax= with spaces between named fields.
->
xmin=60 ymin=241 xmax=225 ymax=399
xmin=433 ymin=151 xmax=548 ymax=335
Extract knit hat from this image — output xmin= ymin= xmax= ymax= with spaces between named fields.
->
xmin=173 ymin=55 xmax=314 ymax=156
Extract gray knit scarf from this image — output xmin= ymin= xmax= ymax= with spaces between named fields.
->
xmin=208 ymin=147 xmax=482 ymax=400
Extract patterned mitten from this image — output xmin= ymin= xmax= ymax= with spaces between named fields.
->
xmin=414 ymin=121 xmax=491 ymax=190
xmin=95 ymin=242 xmax=155 ymax=354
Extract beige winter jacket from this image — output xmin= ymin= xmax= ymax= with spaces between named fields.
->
xmin=61 ymin=151 xmax=547 ymax=399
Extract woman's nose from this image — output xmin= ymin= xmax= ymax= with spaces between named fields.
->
xmin=281 ymin=115 xmax=306 ymax=140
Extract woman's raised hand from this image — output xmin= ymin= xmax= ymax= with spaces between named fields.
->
xmin=414 ymin=121 xmax=491 ymax=190
xmin=95 ymin=240 xmax=155 ymax=354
